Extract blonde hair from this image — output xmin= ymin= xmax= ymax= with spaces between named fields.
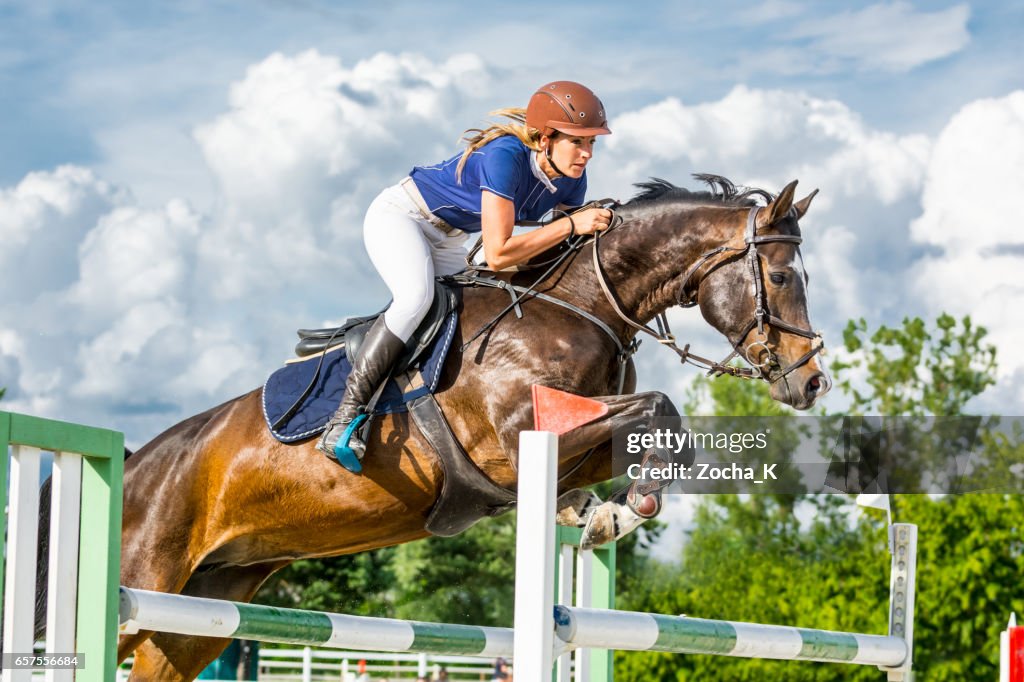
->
xmin=455 ymin=107 xmax=546 ymax=183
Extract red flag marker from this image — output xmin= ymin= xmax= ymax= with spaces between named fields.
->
xmin=1011 ymin=621 xmax=1024 ymax=682
xmin=531 ymin=385 xmax=609 ymax=435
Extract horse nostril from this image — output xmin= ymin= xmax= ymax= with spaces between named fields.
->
xmin=806 ymin=374 xmax=822 ymax=395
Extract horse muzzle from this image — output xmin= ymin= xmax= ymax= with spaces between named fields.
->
xmin=770 ymin=365 xmax=831 ymax=410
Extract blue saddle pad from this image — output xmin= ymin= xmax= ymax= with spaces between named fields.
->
xmin=262 ymin=311 xmax=458 ymax=443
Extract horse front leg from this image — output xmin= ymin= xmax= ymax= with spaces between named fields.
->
xmin=541 ymin=391 xmax=688 ymax=549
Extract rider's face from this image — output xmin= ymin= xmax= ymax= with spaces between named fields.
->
xmin=542 ymin=133 xmax=596 ymax=179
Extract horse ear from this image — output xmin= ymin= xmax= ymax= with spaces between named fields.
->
xmin=793 ymin=189 xmax=819 ymax=220
xmin=757 ymin=180 xmax=798 ymax=228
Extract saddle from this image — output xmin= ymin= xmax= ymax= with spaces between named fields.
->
xmin=294 ymin=283 xmax=458 ymax=372
xmin=268 ymin=280 xmax=516 ymax=536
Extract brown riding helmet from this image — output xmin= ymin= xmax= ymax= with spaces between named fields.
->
xmin=526 ymin=81 xmax=611 ymax=137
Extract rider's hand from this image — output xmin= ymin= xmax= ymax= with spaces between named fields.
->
xmin=572 ymin=208 xmax=612 ymax=236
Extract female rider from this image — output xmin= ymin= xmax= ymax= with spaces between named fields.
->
xmin=318 ymin=80 xmax=613 ymax=472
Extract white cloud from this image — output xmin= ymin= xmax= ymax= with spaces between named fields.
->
xmin=593 ymin=85 xmax=929 ymax=333
xmin=599 ymin=85 xmax=929 ymax=205
xmin=69 ymin=200 xmax=200 ymax=320
xmin=739 ymin=1 xmax=803 ymax=24
xmin=192 ymin=49 xmax=490 ymax=301
xmin=804 ymin=225 xmax=866 ymax=320
xmin=911 ymin=92 xmax=1024 ymax=251
xmin=194 ymin=50 xmax=486 ymax=215
xmin=0 ymin=165 xmax=127 ymax=296
xmin=910 ymin=91 xmax=1024 ymax=387
xmin=792 ymin=2 xmax=971 ymax=72
xmin=0 ymin=50 xmax=496 ymax=443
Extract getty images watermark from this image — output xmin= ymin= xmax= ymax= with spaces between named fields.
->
xmin=624 ymin=427 xmax=779 ymax=484
xmin=611 ymin=416 xmax=1024 ymax=495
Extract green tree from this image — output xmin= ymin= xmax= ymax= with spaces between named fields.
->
xmin=615 ymin=314 xmax=1011 ymax=681
xmin=390 ymin=514 xmax=517 ymax=626
xmin=257 ymin=547 xmax=397 ymax=616
xmin=833 ymin=314 xmax=996 ymax=416
xmin=897 ymin=494 xmax=1024 ymax=681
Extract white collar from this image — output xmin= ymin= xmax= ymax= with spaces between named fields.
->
xmin=530 ymin=150 xmax=559 ymax=194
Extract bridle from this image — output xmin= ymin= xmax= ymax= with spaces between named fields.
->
xmin=591 ymin=204 xmax=826 ymax=384
xmin=455 ymin=200 xmax=826 ymax=393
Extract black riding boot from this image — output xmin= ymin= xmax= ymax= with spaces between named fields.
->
xmin=316 ymin=317 xmax=405 ymax=472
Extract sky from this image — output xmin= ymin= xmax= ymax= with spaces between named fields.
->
xmin=2 ymin=2 xmax=1023 ymax=554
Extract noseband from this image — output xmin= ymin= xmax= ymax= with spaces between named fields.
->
xmin=593 ymin=205 xmax=826 ymax=383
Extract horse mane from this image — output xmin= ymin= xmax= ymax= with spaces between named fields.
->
xmin=625 ymin=173 xmax=774 ymax=208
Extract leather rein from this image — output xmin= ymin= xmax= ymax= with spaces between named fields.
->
xmin=592 ymin=204 xmax=825 ymax=384
xmin=455 ymin=201 xmax=826 ymax=392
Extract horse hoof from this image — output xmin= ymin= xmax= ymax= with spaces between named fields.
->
xmin=579 ymin=506 xmax=617 ymax=550
xmin=580 ymin=497 xmax=654 ymax=549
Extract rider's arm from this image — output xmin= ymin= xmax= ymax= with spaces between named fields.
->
xmin=480 ymin=192 xmax=611 ymax=271
xmin=480 ymin=191 xmax=572 ymax=271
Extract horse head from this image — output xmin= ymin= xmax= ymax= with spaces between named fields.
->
xmin=689 ymin=179 xmax=831 ymax=409
xmin=598 ymin=175 xmax=831 ymax=410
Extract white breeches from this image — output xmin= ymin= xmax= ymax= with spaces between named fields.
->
xmin=362 ymin=182 xmax=469 ymax=342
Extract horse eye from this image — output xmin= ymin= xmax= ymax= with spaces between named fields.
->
xmin=769 ymin=273 xmax=786 ymax=285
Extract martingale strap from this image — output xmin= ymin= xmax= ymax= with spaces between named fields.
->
xmin=450 ymin=273 xmax=638 ymax=394
xmin=457 ymin=200 xmax=825 ymax=388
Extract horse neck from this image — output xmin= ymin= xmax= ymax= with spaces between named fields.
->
xmin=570 ymin=204 xmax=739 ymax=326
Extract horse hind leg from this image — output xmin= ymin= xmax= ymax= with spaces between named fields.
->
xmin=127 ymin=561 xmax=288 ymax=682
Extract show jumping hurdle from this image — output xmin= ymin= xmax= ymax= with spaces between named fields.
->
xmin=2 ymin=411 xmax=916 ymax=681
xmin=513 ymin=430 xmax=918 ymax=681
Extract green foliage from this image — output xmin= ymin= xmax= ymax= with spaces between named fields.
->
xmin=897 ymin=494 xmax=1024 ymax=681
xmin=257 ymin=547 xmax=397 ymax=616
xmin=617 ymin=496 xmax=893 ymax=681
xmin=832 ymin=314 xmax=997 ymax=416
xmin=612 ymin=313 xmax=1010 ymax=680
xmin=391 ymin=514 xmax=518 ymax=626
xmin=0 ymin=386 xmax=5 ymax=401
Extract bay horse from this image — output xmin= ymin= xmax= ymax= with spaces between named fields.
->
xmin=81 ymin=176 xmax=833 ymax=679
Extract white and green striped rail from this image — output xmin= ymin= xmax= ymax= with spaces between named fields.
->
xmin=119 ymin=586 xmax=514 ymax=657
xmin=552 ymin=606 xmax=908 ymax=667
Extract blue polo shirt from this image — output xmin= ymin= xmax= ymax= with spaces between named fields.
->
xmin=408 ymin=135 xmax=587 ymax=234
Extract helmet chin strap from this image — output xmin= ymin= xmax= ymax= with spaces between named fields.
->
xmin=543 ymin=144 xmax=566 ymax=178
